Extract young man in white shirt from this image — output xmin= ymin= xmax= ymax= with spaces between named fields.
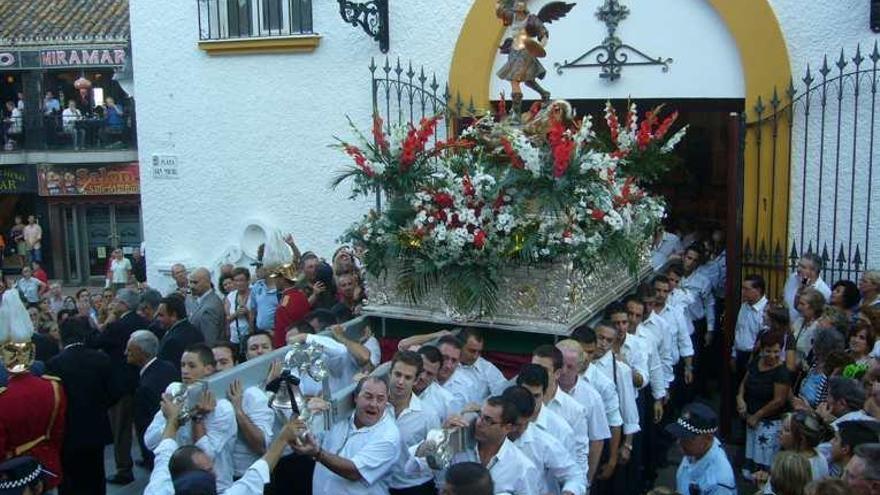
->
xmin=210 ymin=341 xmax=275 ymax=480
xmin=531 ymin=345 xmax=591 ymax=486
xmin=732 ymin=275 xmax=768 ymax=380
xmin=592 ymin=322 xmax=642 ymax=495
xmin=413 ymin=345 xmax=459 ymax=421
xmin=503 ymin=385 xmax=586 ymax=495
xmin=291 ymin=376 xmax=401 ymax=494
xmin=143 ymin=343 xmax=238 ymax=492
xmin=411 ymin=395 xmax=541 ymax=495
xmin=144 ymin=398 xmax=301 ymax=495
xmin=650 ymin=276 xmax=695 ymax=396
xmin=387 ymin=351 xmax=442 ymax=495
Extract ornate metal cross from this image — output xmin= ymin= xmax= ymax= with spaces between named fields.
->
xmin=554 ymin=0 xmax=672 ymax=81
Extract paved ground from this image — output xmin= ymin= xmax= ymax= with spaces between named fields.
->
xmin=104 ymin=443 xmax=149 ymax=495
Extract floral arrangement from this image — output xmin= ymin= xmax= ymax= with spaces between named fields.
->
xmin=332 ymin=101 xmax=687 ymax=315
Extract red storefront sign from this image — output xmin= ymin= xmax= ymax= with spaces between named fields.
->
xmin=37 ymin=162 xmax=139 ymax=196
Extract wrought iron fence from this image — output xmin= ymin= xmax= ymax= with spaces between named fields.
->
xmin=369 ymin=56 xmax=477 ymax=143
xmin=742 ymin=42 xmax=880 ymax=295
xmin=198 ymin=0 xmax=313 ymax=40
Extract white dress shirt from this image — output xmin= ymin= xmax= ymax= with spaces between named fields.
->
xmin=636 ymin=317 xmax=671 ymax=398
xmin=388 ymin=394 xmax=441 ymax=489
xmin=620 ymin=335 xmax=649 ymax=390
xmin=313 ymin=410 xmax=401 ymax=495
xmin=654 ymin=304 xmax=695 ymax=370
xmin=667 ymin=288 xmax=696 ymax=335
xmin=448 ymin=439 xmax=541 ymax=495
xmin=582 ymin=366 xmax=624 ymax=428
xmin=143 ymin=438 xmax=271 ymax=495
xmin=545 ymin=386 xmax=590 ymax=473
xmin=592 ymin=352 xmax=641 ymax=435
xmin=651 ymin=231 xmax=681 ymax=270
xmin=562 ymin=377 xmax=612 ymax=441
xmin=734 ymin=296 xmax=768 ymax=353
xmin=515 ymin=424 xmax=586 ymax=495
xmin=144 ymin=385 xmax=238 ymax=492
xmin=418 ymin=380 xmax=462 ymax=420
xmin=682 ymin=270 xmax=716 ymax=330
xmin=783 ymin=272 xmax=832 ymax=322
xmin=231 ymin=386 xmax=275 ymax=477
xmin=442 ymin=357 xmax=507 ymax=406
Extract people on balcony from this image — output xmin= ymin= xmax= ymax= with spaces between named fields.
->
xmin=3 ymin=100 xmax=23 ymax=150
xmin=62 ymin=100 xmax=86 ymax=150
xmin=43 ymin=91 xmax=61 ymax=115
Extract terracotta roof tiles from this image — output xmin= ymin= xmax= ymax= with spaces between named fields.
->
xmin=0 ymin=0 xmax=129 ymax=46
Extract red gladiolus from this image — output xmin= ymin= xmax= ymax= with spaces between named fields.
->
xmin=548 ymin=121 xmax=575 ymax=178
xmin=500 ymin=137 xmax=525 ymax=169
xmin=637 ymin=116 xmax=653 ymax=151
xmin=497 ymin=93 xmax=507 ymax=120
xmin=655 ymin=111 xmax=679 ymax=140
xmin=474 ymin=230 xmax=486 ymax=249
xmin=492 ymin=191 xmax=507 ymax=210
xmin=372 ymin=114 xmax=389 ymax=153
xmin=591 ymin=209 xmax=606 ymax=221
xmin=606 ymin=106 xmax=620 ymax=145
xmin=344 ymin=144 xmax=374 ymax=177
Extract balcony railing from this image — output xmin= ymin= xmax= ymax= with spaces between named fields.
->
xmin=1 ymin=108 xmax=137 ymax=153
xmin=198 ymin=0 xmax=314 ymax=40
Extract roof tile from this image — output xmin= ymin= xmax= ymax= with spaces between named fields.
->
xmin=0 ymin=0 xmax=129 ymax=46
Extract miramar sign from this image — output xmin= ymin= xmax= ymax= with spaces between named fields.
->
xmin=0 ymin=47 xmax=126 ymax=69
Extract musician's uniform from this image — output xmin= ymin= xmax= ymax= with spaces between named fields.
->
xmin=272 ymin=287 xmax=310 ymax=347
xmin=144 ymin=384 xmax=237 ymax=492
xmin=0 ymin=372 xmax=66 ymax=489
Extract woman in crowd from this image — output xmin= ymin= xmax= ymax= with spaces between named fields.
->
xmin=847 ymin=315 xmax=875 ymax=366
xmin=794 ymin=288 xmax=827 ymax=368
xmin=763 ymin=304 xmax=799 ymax=372
xmin=218 ymin=273 xmax=234 ymax=296
xmin=830 ymin=280 xmax=861 ymax=324
xmin=804 ymin=479 xmax=851 ymax=495
xmin=778 ymin=411 xmax=832 ymax=482
xmin=739 ymin=331 xmax=792 ymax=479
xmin=224 ymin=267 xmax=252 ymax=349
xmin=332 ymin=246 xmax=358 ymax=276
xmin=858 ymin=271 xmax=880 ymax=308
xmin=769 ymin=451 xmax=813 ymax=495
xmin=796 ymin=330 xmax=847 ymax=409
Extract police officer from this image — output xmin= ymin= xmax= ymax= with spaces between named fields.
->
xmin=0 ymin=456 xmax=56 ymax=495
xmin=665 ymin=402 xmax=736 ymax=495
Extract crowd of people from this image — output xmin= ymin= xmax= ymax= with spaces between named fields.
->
xmin=0 ymin=226 xmax=879 ymax=495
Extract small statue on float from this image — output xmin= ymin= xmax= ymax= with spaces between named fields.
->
xmin=496 ymin=0 xmax=576 ymax=122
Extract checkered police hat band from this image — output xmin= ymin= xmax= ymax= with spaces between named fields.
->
xmin=677 ymin=417 xmax=716 ymax=435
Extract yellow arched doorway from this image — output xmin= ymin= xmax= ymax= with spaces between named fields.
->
xmin=449 ymin=0 xmax=793 ymax=295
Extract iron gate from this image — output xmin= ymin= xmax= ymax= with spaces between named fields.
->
xmin=741 ymin=42 xmax=880 ymax=296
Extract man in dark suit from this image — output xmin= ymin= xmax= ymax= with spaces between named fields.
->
xmin=47 ymin=316 xmax=121 ymax=495
xmin=186 ymin=267 xmax=226 ymax=345
xmin=93 ymin=288 xmax=149 ymax=485
xmin=156 ymin=294 xmax=204 ymax=375
xmin=138 ymin=288 xmax=166 ymax=340
xmin=126 ymin=329 xmax=177 ymax=470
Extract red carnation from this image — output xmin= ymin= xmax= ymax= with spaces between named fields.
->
xmin=474 ymin=230 xmax=486 ymax=249
xmin=433 ymin=192 xmax=454 ymax=208
xmin=591 ymin=209 xmax=606 ymax=221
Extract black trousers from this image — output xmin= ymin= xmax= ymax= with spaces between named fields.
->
xmin=59 ymin=445 xmax=105 ymax=495
xmin=267 ymin=453 xmax=314 ymax=495
xmin=593 ymin=437 xmax=628 ymax=495
xmin=390 ymin=480 xmax=437 ymax=495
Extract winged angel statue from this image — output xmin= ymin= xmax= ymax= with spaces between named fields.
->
xmin=496 ymin=0 xmax=576 ymax=118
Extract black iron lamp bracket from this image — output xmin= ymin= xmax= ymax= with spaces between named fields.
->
xmin=554 ymin=0 xmax=672 ymax=81
xmin=337 ymin=0 xmax=389 ymax=53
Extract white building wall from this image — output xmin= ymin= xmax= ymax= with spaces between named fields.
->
xmin=129 ymin=0 xmax=880 ymax=291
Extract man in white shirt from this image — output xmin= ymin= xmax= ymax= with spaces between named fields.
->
xmin=531 ymin=345 xmax=591 ymax=485
xmin=292 ymin=376 xmax=401 ymax=494
xmin=144 ymin=397 xmax=300 ymax=495
xmin=144 ymin=343 xmax=238 ymax=492
xmin=503 ymin=385 xmax=586 ymax=495
xmin=414 ymin=345 xmax=460 ymax=421
xmin=732 ymin=275 xmax=768 ymax=378
xmin=387 ymin=351 xmax=442 ymax=494
xmin=399 ymin=329 xmax=506 ymax=407
xmin=210 ymin=341 xmax=275 ymax=479
xmin=516 ymin=364 xmax=587 ymax=476
xmin=650 ymin=227 xmax=681 ymax=271
xmin=783 ymin=253 xmax=832 ymax=322
xmin=411 ymin=395 xmax=541 ymax=495
xmin=651 ymin=276 xmax=695 ymax=395
xmin=592 ymin=322 xmax=642 ymax=494
xmin=552 ymin=341 xmax=611 ymax=483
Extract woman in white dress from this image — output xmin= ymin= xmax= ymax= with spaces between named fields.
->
xmin=793 ymin=288 xmax=826 ymax=370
